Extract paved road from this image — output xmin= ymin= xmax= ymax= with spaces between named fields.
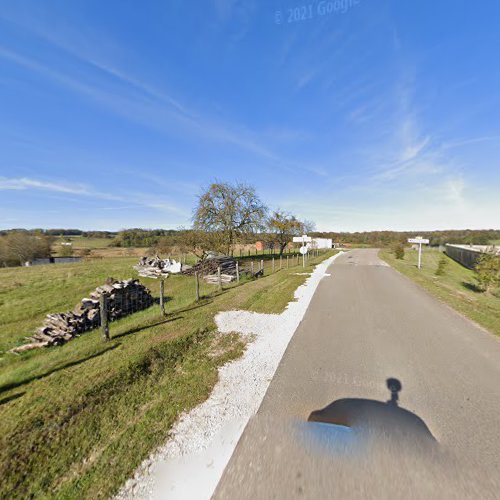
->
xmin=214 ymin=249 xmax=500 ymax=499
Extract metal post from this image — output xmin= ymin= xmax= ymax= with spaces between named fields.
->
xmin=100 ymin=294 xmax=110 ymax=340
xmin=251 ymin=261 xmax=254 ymax=275
xmin=195 ymin=271 xmax=200 ymax=301
xmin=217 ymin=265 xmax=222 ymax=291
xmin=260 ymin=259 xmax=264 ymax=274
xmin=272 ymin=257 xmax=275 ymax=273
xmin=236 ymin=261 xmax=240 ymax=282
xmin=160 ymin=278 xmax=166 ymax=316
xmin=418 ymin=243 xmax=422 ymax=270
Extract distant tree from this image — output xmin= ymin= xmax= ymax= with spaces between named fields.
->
xmin=267 ymin=210 xmax=307 ymax=255
xmin=2 ymin=231 xmax=52 ymax=265
xmin=193 ymin=182 xmax=268 ymax=255
xmin=154 ymin=229 xmax=219 ymax=260
xmin=111 ymin=229 xmax=177 ymax=248
xmin=474 ymin=250 xmax=500 ymax=293
xmin=302 ymin=219 xmax=316 ymax=233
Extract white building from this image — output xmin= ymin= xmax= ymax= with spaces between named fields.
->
xmin=309 ymin=238 xmax=333 ymax=249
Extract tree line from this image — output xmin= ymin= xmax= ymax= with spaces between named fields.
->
xmin=0 ymin=229 xmax=116 ymax=238
xmin=311 ymin=229 xmax=500 ymax=247
xmin=2 ymin=181 xmax=499 ymax=267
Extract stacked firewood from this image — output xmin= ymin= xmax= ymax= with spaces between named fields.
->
xmin=134 ymin=256 xmax=187 ymax=279
xmin=10 ymin=278 xmax=153 ymax=353
xmin=203 ymin=273 xmax=236 ymax=284
xmin=182 ymin=256 xmax=238 ymax=278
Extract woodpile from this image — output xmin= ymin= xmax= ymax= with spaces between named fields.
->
xmin=134 ymin=256 xmax=188 ymax=279
xmin=204 ymin=273 xmax=236 ymax=284
xmin=10 ymin=278 xmax=153 ymax=353
xmin=182 ymin=256 xmax=239 ymax=281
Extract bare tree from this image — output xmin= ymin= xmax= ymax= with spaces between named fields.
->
xmin=267 ymin=210 xmax=303 ymax=255
xmin=156 ymin=228 xmax=222 ymax=260
xmin=193 ymin=182 xmax=267 ymax=255
xmin=302 ymin=219 xmax=316 ymax=233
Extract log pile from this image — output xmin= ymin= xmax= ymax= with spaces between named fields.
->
xmin=10 ymin=278 xmax=153 ymax=353
xmin=134 ymin=256 xmax=187 ymax=279
xmin=204 ymin=273 xmax=236 ymax=284
xmin=182 ymin=256 xmax=244 ymax=284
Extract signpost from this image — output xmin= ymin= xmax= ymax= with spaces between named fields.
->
xmin=408 ymin=237 xmax=430 ymax=270
xmin=294 ymin=235 xmax=312 ymax=268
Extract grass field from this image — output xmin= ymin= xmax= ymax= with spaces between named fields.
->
xmin=0 ymin=251 xmax=334 ymax=499
xmin=380 ymin=248 xmax=500 ymax=337
xmin=67 ymin=237 xmax=114 ymax=249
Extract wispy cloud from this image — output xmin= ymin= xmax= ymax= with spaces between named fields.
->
xmin=0 ymin=42 xmax=280 ymax=165
xmin=441 ymin=135 xmax=500 ymax=150
xmin=0 ymin=176 xmax=90 ymax=195
xmin=0 ymin=176 xmax=190 ymax=217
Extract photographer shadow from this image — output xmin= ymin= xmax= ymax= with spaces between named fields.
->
xmin=308 ymin=378 xmax=436 ymax=449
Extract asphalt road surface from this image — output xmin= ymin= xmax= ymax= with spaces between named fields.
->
xmin=214 ymin=249 xmax=500 ymax=499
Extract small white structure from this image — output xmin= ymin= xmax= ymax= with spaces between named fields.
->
xmin=310 ymin=238 xmax=333 ymax=249
xmin=292 ymin=236 xmax=333 ymax=250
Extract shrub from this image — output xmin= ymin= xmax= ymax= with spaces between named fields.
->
xmin=474 ymin=251 xmax=500 ymax=293
xmin=393 ymin=243 xmax=405 ymax=260
xmin=435 ymin=256 xmax=448 ymax=276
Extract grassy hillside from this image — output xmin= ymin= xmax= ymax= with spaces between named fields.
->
xmin=0 ymin=251 xmax=334 ymax=499
xmin=380 ymin=248 xmax=500 ymax=337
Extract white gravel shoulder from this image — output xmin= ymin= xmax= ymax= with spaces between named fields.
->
xmin=115 ymin=252 xmax=342 ymax=500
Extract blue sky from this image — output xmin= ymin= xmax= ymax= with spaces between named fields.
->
xmin=1 ymin=0 xmax=499 ymax=232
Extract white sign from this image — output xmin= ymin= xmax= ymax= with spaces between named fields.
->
xmin=293 ymin=235 xmax=312 ymax=243
xmin=408 ymin=237 xmax=429 ymax=269
xmin=299 ymin=246 xmax=308 ymax=255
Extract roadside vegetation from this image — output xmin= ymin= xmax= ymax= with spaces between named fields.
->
xmin=0 ymin=249 xmax=335 ymax=499
xmin=380 ymin=248 xmax=500 ymax=337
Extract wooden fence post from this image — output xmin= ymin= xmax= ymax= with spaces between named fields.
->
xmin=286 ymin=255 xmax=289 ymax=269
xmin=195 ymin=271 xmax=200 ymax=301
xmin=100 ymin=294 xmax=110 ymax=340
xmin=217 ymin=265 xmax=222 ymax=291
xmin=260 ymin=259 xmax=264 ymax=274
xmin=160 ymin=278 xmax=166 ymax=316
xmin=251 ymin=261 xmax=254 ymax=275
xmin=280 ymin=256 xmax=282 ymax=270
xmin=272 ymin=257 xmax=275 ymax=273
xmin=236 ymin=261 xmax=240 ymax=282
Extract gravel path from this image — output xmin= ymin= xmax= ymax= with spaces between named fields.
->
xmin=115 ymin=253 xmax=342 ymax=500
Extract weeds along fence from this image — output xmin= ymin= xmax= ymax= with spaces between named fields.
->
xmin=190 ymin=248 xmax=331 ymax=297
xmin=152 ymin=248 xmax=332 ymax=312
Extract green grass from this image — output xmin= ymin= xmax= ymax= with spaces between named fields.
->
xmin=0 ymin=251 xmax=334 ymax=499
xmin=380 ymin=248 xmax=500 ymax=337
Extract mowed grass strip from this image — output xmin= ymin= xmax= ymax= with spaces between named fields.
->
xmin=379 ymin=248 xmax=500 ymax=337
xmin=0 ymin=251 xmax=334 ymax=499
